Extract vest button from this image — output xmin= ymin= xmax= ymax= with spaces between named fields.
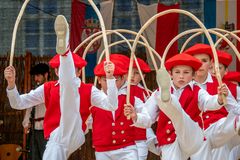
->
xmin=168 ymin=121 xmax=172 ymax=124
xmin=123 ymin=139 xmax=126 ymax=142
xmin=120 ymin=122 xmax=124 ymax=125
xmin=121 ymin=130 xmax=125 ymax=134
xmin=167 ymin=138 xmax=171 ymax=142
xmin=166 ymin=129 xmax=170 ymax=134
xmin=112 ymin=122 xmax=115 ymax=126
xmin=112 ymin=131 xmax=116 ymax=135
xmin=206 ymin=115 xmax=209 ymax=119
xmin=112 ymin=140 xmax=116 ymax=144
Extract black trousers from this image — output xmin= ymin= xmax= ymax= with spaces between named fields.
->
xmin=29 ymin=130 xmax=47 ymax=160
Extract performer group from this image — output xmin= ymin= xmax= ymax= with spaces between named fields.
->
xmin=4 ymin=13 xmax=240 ymax=160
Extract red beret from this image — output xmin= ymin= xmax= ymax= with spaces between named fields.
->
xmin=49 ymin=52 xmax=87 ymax=69
xmin=217 ymin=50 xmax=232 ymax=67
xmin=133 ymin=58 xmax=151 ymax=73
xmin=184 ymin=43 xmax=213 ymax=58
xmin=223 ymin=71 xmax=240 ymax=82
xmin=94 ymin=57 xmax=128 ymax=76
xmin=165 ymin=53 xmax=202 ymax=71
xmin=108 ymin=54 xmax=130 ymax=70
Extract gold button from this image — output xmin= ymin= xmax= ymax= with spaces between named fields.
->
xmin=112 ymin=131 xmax=116 ymax=135
xmin=168 ymin=121 xmax=172 ymax=124
xmin=121 ymin=130 xmax=125 ymax=134
xmin=167 ymin=138 xmax=171 ymax=142
xmin=112 ymin=140 xmax=116 ymax=144
xmin=166 ymin=129 xmax=170 ymax=134
xmin=112 ymin=122 xmax=115 ymax=126
xmin=120 ymin=122 xmax=124 ymax=125
xmin=123 ymin=139 xmax=126 ymax=142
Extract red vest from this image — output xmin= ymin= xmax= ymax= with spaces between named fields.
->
xmin=43 ymin=81 xmax=92 ymax=139
xmin=224 ymin=80 xmax=237 ymax=98
xmin=156 ymin=85 xmax=201 ymax=146
xmin=134 ymin=86 xmax=148 ymax=141
xmin=203 ymin=78 xmax=237 ymax=130
xmin=91 ymin=85 xmax=144 ymax=151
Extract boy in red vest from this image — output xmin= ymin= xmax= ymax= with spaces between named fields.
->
xmin=131 ymin=57 xmax=152 ymax=160
xmin=224 ymin=71 xmax=240 ymax=160
xmin=91 ymin=54 xmax=148 ymax=160
xmin=184 ymin=44 xmax=240 ymax=160
xmin=4 ymin=15 xmax=118 ymax=159
xmin=224 ymin=71 xmax=240 ymax=104
xmin=125 ymin=53 xmax=228 ymax=160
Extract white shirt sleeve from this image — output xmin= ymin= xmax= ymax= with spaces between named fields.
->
xmin=134 ymin=96 xmax=144 ymax=113
xmin=198 ymin=88 xmax=222 ymax=111
xmin=91 ymin=79 xmax=118 ymax=111
xmin=134 ymin=91 xmax=160 ymax=128
xmin=22 ymin=108 xmax=32 ymax=128
xmin=237 ymin=86 xmax=240 ymax=105
xmin=223 ymin=89 xmax=240 ymax=114
xmin=6 ymin=85 xmax=45 ymax=110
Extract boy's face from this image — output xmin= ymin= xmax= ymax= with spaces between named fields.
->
xmin=212 ymin=63 xmax=227 ymax=79
xmin=170 ymin=65 xmax=194 ymax=89
xmin=131 ymin=68 xmax=145 ymax=85
xmin=98 ymin=76 xmax=108 ymax=93
xmin=193 ymin=54 xmax=211 ymax=78
xmin=98 ymin=75 xmax=126 ymax=92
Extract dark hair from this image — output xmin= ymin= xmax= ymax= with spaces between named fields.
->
xmin=30 ymin=63 xmax=50 ymax=79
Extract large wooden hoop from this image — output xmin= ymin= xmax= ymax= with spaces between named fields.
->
xmin=10 ymin=0 xmax=30 ymax=66
xmin=215 ymin=30 xmax=240 ymax=48
xmin=129 ymin=9 xmax=220 ymax=105
xmin=88 ymin=0 xmax=110 ymax=61
xmin=163 ymin=28 xmax=240 ymax=66
xmin=74 ymin=29 xmax=159 ymax=71
xmin=77 ymin=29 xmax=159 ymax=82
xmin=180 ymin=28 xmax=240 ymax=53
xmin=79 ymin=29 xmax=152 ymax=97
xmin=96 ymin=38 xmax=162 ymax=96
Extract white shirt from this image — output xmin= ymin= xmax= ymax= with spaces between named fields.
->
xmin=112 ymin=82 xmax=143 ymax=120
xmin=135 ymin=81 xmax=223 ymax=129
xmin=22 ymin=104 xmax=46 ymax=130
xmin=237 ymin=86 xmax=240 ymax=105
xmin=7 ymin=78 xmax=119 ymax=112
xmin=194 ymin=73 xmax=240 ymax=113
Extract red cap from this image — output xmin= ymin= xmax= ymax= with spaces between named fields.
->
xmin=94 ymin=55 xmax=128 ymax=76
xmin=49 ymin=52 xmax=87 ymax=69
xmin=217 ymin=50 xmax=232 ymax=67
xmin=223 ymin=71 xmax=240 ymax=82
xmin=165 ymin=53 xmax=202 ymax=71
xmin=184 ymin=43 xmax=213 ymax=58
xmin=133 ymin=58 xmax=151 ymax=73
xmin=108 ymin=54 xmax=130 ymax=70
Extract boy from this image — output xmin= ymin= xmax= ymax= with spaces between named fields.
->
xmin=4 ymin=15 xmax=118 ymax=159
xmin=131 ymin=57 xmax=152 ymax=160
xmin=125 ymin=53 xmax=228 ymax=160
xmin=91 ymin=54 xmax=146 ymax=160
xmin=184 ymin=44 xmax=240 ymax=160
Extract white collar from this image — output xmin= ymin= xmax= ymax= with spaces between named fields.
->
xmin=171 ymin=80 xmax=194 ymax=91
